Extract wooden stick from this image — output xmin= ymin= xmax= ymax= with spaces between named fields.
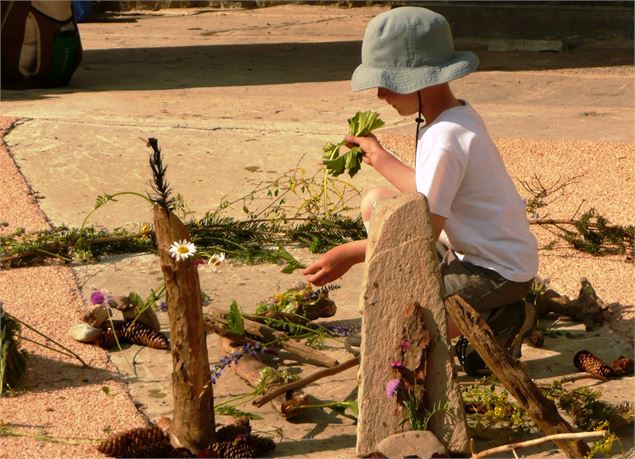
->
xmin=445 ymin=295 xmax=590 ymax=458
xmin=154 ymin=205 xmax=214 ymax=451
xmin=206 ymin=307 xmax=338 ymax=368
xmin=253 ymin=356 xmax=359 ymax=407
xmin=471 ymin=430 xmax=607 ymax=459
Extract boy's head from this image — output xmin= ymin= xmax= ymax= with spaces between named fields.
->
xmin=351 ymin=7 xmax=479 ymax=94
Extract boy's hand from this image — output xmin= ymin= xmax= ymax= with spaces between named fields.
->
xmin=344 ymin=133 xmax=388 ymax=168
xmin=303 ymin=240 xmax=367 ymax=286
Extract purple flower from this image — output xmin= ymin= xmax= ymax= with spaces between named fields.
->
xmin=90 ymin=290 xmax=105 ymax=305
xmin=386 ymin=378 xmax=401 ymax=399
xmin=400 ymin=338 xmax=411 ymax=353
xmin=211 ymin=343 xmax=266 ymax=384
xmin=390 ymin=360 xmax=402 ymax=369
xmin=157 ymin=301 xmax=168 ymax=312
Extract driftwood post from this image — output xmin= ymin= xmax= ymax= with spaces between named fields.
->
xmin=445 ymin=294 xmax=590 ymax=458
xmin=149 ymin=138 xmax=214 ymax=452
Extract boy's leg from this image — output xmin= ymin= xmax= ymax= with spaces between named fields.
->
xmin=361 ymin=187 xmax=399 ymax=234
xmin=438 ymin=243 xmax=535 ymax=376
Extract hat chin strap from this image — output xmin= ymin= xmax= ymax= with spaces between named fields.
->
xmin=414 ymin=91 xmax=425 ymax=169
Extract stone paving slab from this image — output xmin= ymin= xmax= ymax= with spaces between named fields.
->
xmin=1 ymin=4 xmax=633 ymax=457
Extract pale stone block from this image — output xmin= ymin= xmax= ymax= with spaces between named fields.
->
xmin=356 ymin=193 xmax=469 ymax=456
xmin=376 ymin=430 xmax=448 ymax=458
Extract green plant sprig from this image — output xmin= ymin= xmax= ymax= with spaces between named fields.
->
xmin=322 ymin=111 xmax=385 ymax=178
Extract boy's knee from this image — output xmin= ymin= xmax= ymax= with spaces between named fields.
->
xmin=360 ymin=187 xmax=397 ymax=221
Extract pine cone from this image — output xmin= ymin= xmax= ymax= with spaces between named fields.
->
xmin=215 ymin=417 xmax=251 ymax=442
xmin=120 ymin=320 xmax=170 ymax=350
xmin=97 ymin=425 xmax=174 ymax=458
xmin=573 ymin=350 xmax=614 ymax=377
xmin=95 ymin=321 xmax=124 ymax=349
xmin=198 ymin=434 xmax=274 ymax=458
xmin=610 ymin=356 xmax=634 ymax=376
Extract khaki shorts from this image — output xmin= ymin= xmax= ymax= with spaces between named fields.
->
xmin=437 ymin=242 xmax=533 ymax=313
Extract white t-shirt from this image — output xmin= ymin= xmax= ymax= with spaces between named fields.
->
xmin=415 ymin=102 xmax=538 ymax=282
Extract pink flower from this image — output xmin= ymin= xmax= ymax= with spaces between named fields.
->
xmin=390 ymin=360 xmax=402 ymax=369
xmin=400 ymin=338 xmax=411 ymax=353
xmin=90 ymin=290 xmax=105 ymax=305
xmin=385 ymin=378 xmax=400 ymax=399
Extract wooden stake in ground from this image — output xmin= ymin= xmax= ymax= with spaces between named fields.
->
xmin=445 ymin=294 xmax=590 ymax=458
xmin=149 ymin=138 xmax=214 ymax=451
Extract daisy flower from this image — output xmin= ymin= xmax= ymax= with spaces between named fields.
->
xmin=207 ymin=252 xmax=226 ymax=272
xmin=169 ymin=239 xmax=197 ymax=262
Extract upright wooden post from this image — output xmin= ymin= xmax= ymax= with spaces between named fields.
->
xmin=154 ymin=205 xmax=215 ymax=451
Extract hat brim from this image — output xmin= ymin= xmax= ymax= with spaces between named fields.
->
xmin=351 ymin=50 xmax=479 ymax=94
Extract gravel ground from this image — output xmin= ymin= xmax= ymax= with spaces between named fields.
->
xmin=0 ymin=112 xmax=633 ymax=458
xmin=1 ymin=117 xmax=146 ymax=456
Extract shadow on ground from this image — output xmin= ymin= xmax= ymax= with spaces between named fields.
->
xmin=2 ymin=40 xmax=632 ymax=101
xmin=15 ymin=353 xmax=121 ymax=393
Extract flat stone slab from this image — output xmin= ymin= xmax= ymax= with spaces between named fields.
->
xmin=356 ymin=193 xmax=468 ymax=456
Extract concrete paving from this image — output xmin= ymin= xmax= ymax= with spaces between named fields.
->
xmin=1 ymin=4 xmax=633 ymax=458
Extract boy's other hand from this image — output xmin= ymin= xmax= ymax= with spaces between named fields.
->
xmin=303 ymin=240 xmax=367 ymax=286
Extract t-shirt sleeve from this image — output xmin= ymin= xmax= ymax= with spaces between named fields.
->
xmin=415 ymin=145 xmax=467 ymax=218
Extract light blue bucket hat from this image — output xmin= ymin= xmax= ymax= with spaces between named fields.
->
xmin=351 ymin=7 xmax=479 ymax=94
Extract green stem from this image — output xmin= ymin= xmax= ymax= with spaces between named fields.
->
xmin=11 ymin=316 xmax=88 ymax=367
xmin=34 ymin=247 xmax=72 ymax=262
xmin=80 ymin=192 xmax=152 ymax=230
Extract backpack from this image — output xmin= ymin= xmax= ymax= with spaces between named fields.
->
xmin=1 ymin=1 xmax=83 ymax=89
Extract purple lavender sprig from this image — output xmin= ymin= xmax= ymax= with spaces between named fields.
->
xmin=211 ymin=342 xmax=266 ymax=384
xmin=327 ymin=322 xmax=361 ymax=337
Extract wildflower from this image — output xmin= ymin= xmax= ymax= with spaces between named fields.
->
xmin=400 ymin=338 xmax=411 ymax=353
xmin=327 ymin=323 xmax=361 ymax=337
xmin=207 ymin=252 xmax=226 ymax=272
xmin=168 ymin=239 xmax=197 ymax=262
xmin=139 ymin=222 xmax=152 ymax=237
xmin=157 ymin=301 xmax=168 ymax=312
xmin=210 ymin=342 xmax=265 ymax=384
xmin=90 ymin=290 xmax=105 ymax=305
xmin=390 ymin=360 xmax=403 ymax=369
xmin=192 ymin=258 xmax=207 ymax=266
xmin=386 ymin=378 xmax=401 ymax=399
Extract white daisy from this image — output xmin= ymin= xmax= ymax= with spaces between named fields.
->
xmin=208 ymin=252 xmax=226 ymax=271
xmin=169 ymin=239 xmax=197 ymax=261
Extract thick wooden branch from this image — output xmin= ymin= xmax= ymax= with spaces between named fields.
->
xmin=253 ymin=356 xmax=359 ymax=408
xmin=444 ymin=294 xmax=590 ymax=458
xmin=154 ymin=206 xmax=214 ymax=451
xmin=534 ymin=278 xmax=608 ymax=330
xmin=206 ymin=307 xmax=338 ymax=368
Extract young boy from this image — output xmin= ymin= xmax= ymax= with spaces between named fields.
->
xmin=303 ymin=7 xmax=538 ymax=376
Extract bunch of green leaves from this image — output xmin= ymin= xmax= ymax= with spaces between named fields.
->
xmin=255 ymin=282 xmax=331 ymax=316
xmin=562 ymin=208 xmax=634 ymax=256
xmin=462 ymin=380 xmax=532 ymax=435
xmin=226 ymin=301 xmax=245 ymax=336
xmin=125 ymin=285 xmax=165 ymax=321
xmin=323 ymin=111 xmax=385 ymax=177
xmin=0 ymin=225 xmax=154 ymax=268
xmin=254 ymin=367 xmax=299 ymax=395
xmin=544 ymin=381 xmax=635 ymax=431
